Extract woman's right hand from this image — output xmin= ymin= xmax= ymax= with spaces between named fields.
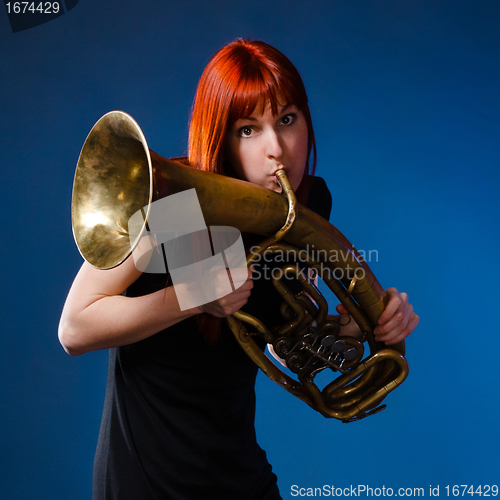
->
xmin=197 ymin=268 xmax=253 ymax=318
xmin=59 ymin=236 xmax=203 ymax=355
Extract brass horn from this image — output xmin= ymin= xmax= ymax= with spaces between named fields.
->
xmin=72 ymin=111 xmax=409 ymax=422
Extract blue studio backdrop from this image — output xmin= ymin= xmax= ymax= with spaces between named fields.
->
xmin=1 ymin=1 xmax=499 ymax=499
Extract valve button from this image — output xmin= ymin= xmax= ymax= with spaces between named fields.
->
xmin=343 ymin=348 xmax=357 ymax=360
xmin=321 ymin=335 xmax=337 ymax=348
xmin=331 ymin=340 xmax=346 ymax=353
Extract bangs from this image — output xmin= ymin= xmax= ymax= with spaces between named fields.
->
xmin=229 ymin=63 xmax=306 ymax=123
xmin=189 ymin=38 xmax=315 ymax=184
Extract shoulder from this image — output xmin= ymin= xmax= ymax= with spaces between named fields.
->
xmin=307 ymin=176 xmax=332 ymax=221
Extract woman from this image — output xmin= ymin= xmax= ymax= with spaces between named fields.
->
xmin=59 ymin=39 xmax=419 ymax=499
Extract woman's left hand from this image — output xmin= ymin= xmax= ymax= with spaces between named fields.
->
xmin=373 ymin=287 xmax=419 ymax=345
xmin=336 ymin=287 xmax=419 ymax=345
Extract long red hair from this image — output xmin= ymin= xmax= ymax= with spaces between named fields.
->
xmin=188 ymin=39 xmax=316 ymax=197
xmin=187 ymin=39 xmax=317 ymax=342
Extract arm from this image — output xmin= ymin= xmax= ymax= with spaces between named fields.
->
xmin=59 ymin=241 xmax=253 ymax=356
xmin=58 ymin=257 xmax=196 ymax=356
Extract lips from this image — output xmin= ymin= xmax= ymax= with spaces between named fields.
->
xmin=271 ymin=175 xmax=283 ymax=193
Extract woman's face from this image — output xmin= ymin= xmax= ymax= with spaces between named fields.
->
xmin=225 ymin=99 xmax=309 ymax=192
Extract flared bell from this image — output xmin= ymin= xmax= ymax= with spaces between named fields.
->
xmin=72 ymin=111 xmax=153 ymax=269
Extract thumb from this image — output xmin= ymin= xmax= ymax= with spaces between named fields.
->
xmin=336 ymin=303 xmax=348 ymax=315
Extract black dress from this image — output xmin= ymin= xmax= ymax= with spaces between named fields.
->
xmin=92 ymin=177 xmax=332 ymax=500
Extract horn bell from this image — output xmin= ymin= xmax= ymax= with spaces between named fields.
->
xmin=72 ymin=111 xmax=153 ymax=269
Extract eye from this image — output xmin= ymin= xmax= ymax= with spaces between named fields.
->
xmin=239 ymin=126 xmax=254 ymax=137
xmin=280 ymin=113 xmax=297 ymax=126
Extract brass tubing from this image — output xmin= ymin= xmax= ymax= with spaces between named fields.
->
xmin=232 ymin=310 xmax=274 ymax=344
xmin=325 ymin=364 xmax=388 ymax=410
xmin=303 ymin=350 xmax=408 ymax=419
xmin=72 ymin=111 xmax=409 ymax=421
xmin=244 ymin=168 xmax=298 ymax=269
xmin=295 ymin=292 xmax=320 ymax=318
xmin=74 ymin=113 xmax=389 ymax=333
xmin=324 ymin=350 xmax=408 ymax=411
xmin=323 ymin=339 xmax=382 ymax=400
xmin=293 ymin=265 xmax=329 ymax=327
xmin=226 ymin=315 xmax=317 ymax=409
xmin=270 ymin=266 xmax=307 ymax=337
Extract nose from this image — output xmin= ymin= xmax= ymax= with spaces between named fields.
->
xmin=265 ymin=129 xmax=284 ymax=162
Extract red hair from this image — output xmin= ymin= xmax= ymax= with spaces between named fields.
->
xmin=188 ymin=39 xmax=317 ymax=342
xmin=188 ymin=39 xmax=316 ymax=199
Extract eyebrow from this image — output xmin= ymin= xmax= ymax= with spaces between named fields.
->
xmin=237 ymin=104 xmax=295 ymax=122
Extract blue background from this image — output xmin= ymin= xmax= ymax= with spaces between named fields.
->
xmin=1 ymin=1 xmax=499 ymax=498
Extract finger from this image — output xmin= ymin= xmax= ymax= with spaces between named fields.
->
xmin=215 ymin=296 xmax=250 ymax=317
xmin=231 ymin=277 xmax=254 ymax=296
xmin=219 ymin=280 xmax=253 ymax=305
xmin=408 ymin=313 xmax=420 ymax=333
xmin=382 ymin=313 xmax=419 ymax=345
xmin=336 ymin=304 xmax=348 ymax=315
xmin=378 ymin=288 xmax=404 ymax=325
xmin=375 ymin=304 xmax=413 ymax=340
xmin=375 ymin=303 xmax=411 ymax=338
xmin=378 ymin=289 xmax=407 ymax=325
xmin=230 ymin=267 xmax=253 ymax=291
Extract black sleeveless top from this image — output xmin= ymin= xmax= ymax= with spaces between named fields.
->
xmin=92 ymin=177 xmax=332 ymax=500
